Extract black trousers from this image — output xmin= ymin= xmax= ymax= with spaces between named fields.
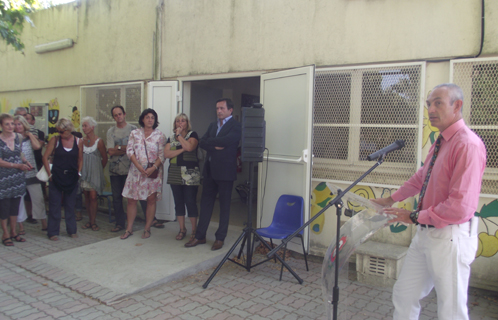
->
xmin=195 ymin=165 xmax=234 ymax=242
xmin=170 ymin=184 xmax=198 ymax=218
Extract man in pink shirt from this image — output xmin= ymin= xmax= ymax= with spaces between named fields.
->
xmin=372 ymin=83 xmax=487 ymax=320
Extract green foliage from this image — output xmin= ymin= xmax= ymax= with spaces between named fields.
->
xmin=0 ymin=0 xmax=40 ymax=52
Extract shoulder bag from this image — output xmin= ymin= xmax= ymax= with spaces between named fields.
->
xmin=144 ymin=138 xmax=159 ymax=179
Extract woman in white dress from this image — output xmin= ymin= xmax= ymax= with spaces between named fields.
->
xmin=80 ymin=117 xmax=107 ymax=232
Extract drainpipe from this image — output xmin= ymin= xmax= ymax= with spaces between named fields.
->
xmin=427 ymin=0 xmax=485 ymax=62
xmin=153 ymin=0 xmax=164 ymax=80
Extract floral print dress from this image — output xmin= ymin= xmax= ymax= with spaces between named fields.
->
xmin=122 ymin=128 xmax=166 ymax=200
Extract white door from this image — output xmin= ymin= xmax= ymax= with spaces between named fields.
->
xmin=258 ymin=66 xmax=315 ymax=251
xmin=147 ymin=81 xmax=179 ymax=221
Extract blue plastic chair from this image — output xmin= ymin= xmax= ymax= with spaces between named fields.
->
xmin=255 ymin=194 xmax=309 ymax=281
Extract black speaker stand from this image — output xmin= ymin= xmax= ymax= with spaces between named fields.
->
xmin=202 ymin=161 xmax=302 ymax=288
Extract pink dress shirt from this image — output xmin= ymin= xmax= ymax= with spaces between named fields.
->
xmin=391 ymin=119 xmax=487 ymax=228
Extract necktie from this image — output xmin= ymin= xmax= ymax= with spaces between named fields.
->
xmin=417 ymin=135 xmax=442 ymax=210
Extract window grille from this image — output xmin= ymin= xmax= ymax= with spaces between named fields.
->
xmin=452 ymin=58 xmax=498 ymax=195
xmin=313 ymin=63 xmax=424 ymax=187
xmin=367 ymin=256 xmax=386 ymax=276
xmin=80 ymin=82 xmax=143 ymax=139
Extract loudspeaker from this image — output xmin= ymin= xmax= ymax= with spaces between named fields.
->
xmin=241 ymin=105 xmax=265 ymax=162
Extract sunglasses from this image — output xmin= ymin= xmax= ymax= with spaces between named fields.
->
xmin=57 ymin=129 xmax=66 ymax=134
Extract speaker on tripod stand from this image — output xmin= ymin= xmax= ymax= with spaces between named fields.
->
xmin=241 ymin=103 xmax=265 ymax=162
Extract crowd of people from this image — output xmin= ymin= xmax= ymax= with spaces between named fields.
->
xmin=0 ymin=98 xmax=241 ymax=252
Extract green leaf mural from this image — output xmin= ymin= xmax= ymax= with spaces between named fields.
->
xmin=475 ymin=200 xmax=498 ymax=219
xmin=390 ymin=223 xmax=407 ymax=233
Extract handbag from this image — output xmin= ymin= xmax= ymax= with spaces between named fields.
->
xmin=36 ymin=136 xmax=57 ymax=182
xmin=144 ymin=139 xmax=159 ymax=179
xmin=36 ymin=164 xmax=52 ymax=182
xmin=180 ymin=166 xmax=201 ymax=185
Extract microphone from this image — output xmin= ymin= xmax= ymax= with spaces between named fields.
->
xmin=366 ymin=140 xmax=405 ymax=161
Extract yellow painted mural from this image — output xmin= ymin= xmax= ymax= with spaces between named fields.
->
xmin=48 ymin=98 xmax=60 ymax=140
xmin=422 ymin=105 xmax=439 ymax=147
xmin=476 ymin=200 xmax=498 ymax=258
xmin=20 ymin=99 xmax=33 ymax=111
xmin=310 ymin=183 xmax=413 ymax=234
xmin=1 ymin=98 xmax=12 ymax=114
xmin=71 ymin=106 xmax=80 ymax=132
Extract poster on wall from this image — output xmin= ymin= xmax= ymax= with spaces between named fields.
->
xmin=29 ymin=103 xmax=49 ymax=137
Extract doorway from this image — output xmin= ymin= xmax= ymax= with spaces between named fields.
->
xmin=183 ymin=77 xmax=261 ymax=229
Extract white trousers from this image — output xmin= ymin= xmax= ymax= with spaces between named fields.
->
xmin=393 ymin=217 xmax=478 ymax=320
xmin=17 ymin=195 xmax=27 ymax=223
xmin=26 ymin=183 xmax=47 ymax=220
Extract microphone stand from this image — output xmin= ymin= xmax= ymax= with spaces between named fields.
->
xmin=267 ymin=154 xmax=386 ymax=320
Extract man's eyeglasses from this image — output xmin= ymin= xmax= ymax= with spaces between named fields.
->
xmin=57 ymin=129 xmax=66 ymax=134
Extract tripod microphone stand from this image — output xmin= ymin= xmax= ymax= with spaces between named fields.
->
xmin=202 ymin=161 xmax=303 ymax=288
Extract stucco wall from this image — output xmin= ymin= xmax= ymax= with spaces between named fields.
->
xmin=1 ymin=0 xmax=157 ymax=92
xmin=161 ymin=0 xmax=491 ymax=77
xmin=2 ymin=0 xmax=498 ymax=92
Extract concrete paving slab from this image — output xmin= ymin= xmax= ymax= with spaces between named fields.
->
xmin=25 ymin=221 xmax=242 ymax=304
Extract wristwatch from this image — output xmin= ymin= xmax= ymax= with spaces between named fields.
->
xmin=409 ymin=210 xmax=419 ymax=225
xmin=118 ymin=145 xmax=122 ymax=150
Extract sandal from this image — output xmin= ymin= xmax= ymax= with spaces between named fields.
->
xmin=19 ymin=230 xmax=26 ymax=235
xmin=2 ymin=238 xmax=14 ymax=246
xmin=81 ymin=222 xmax=92 ymax=229
xmin=151 ymin=220 xmax=165 ymax=229
xmin=111 ymin=225 xmax=124 ymax=233
xmin=120 ymin=230 xmax=133 ymax=240
xmin=75 ymin=212 xmax=83 ymax=221
xmin=176 ymin=229 xmax=187 ymax=240
xmin=49 ymin=236 xmax=59 ymax=241
xmin=11 ymin=234 xmax=26 ymax=242
xmin=91 ymin=224 xmax=100 ymax=231
xmin=141 ymin=229 xmax=151 ymax=239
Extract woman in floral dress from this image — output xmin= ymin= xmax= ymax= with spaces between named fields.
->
xmin=121 ymin=109 xmax=166 ymax=240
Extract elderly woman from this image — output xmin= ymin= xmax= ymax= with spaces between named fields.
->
xmin=13 ymin=116 xmax=47 ymax=232
xmin=43 ymin=118 xmax=83 ymax=241
xmin=164 ymin=113 xmax=200 ymax=241
xmin=121 ymin=109 xmax=166 ymax=240
xmin=80 ymin=116 xmax=107 ymax=231
xmin=0 ymin=114 xmax=32 ymax=246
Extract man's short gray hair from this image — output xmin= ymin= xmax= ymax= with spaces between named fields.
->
xmin=14 ymin=107 xmax=28 ymax=115
xmin=432 ymin=83 xmax=464 ymax=105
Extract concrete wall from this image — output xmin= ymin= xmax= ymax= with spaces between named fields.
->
xmin=1 ymin=0 xmax=157 ymax=93
xmin=2 ymin=0 xmax=497 ymax=92
xmin=161 ymin=0 xmax=492 ymax=76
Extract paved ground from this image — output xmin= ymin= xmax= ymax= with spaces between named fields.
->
xmin=1 ymin=213 xmax=498 ymax=320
